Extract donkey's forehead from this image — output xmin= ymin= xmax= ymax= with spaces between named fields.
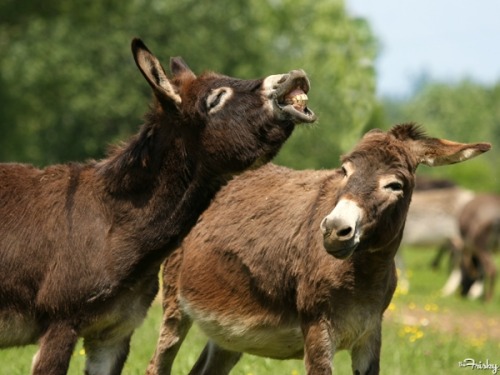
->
xmin=342 ymin=140 xmax=415 ymax=173
xmin=197 ymin=72 xmax=262 ymax=89
xmin=348 ymin=132 xmax=410 ymax=158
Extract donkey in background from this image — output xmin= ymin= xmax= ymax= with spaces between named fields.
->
xmin=398 ymin=179 xmax=475 ymax=293
xmin=401 ymin=182 xmax=499 ymax=301
xmin=0 ymin=38 xmax=316 ymax=375
xmin=402 ymin=178 xmax=474 ymax=250
xmin=457 ymin=193 xmax=500 ymax=301
xmin=147 ymin=124 xmax=490 ymax=375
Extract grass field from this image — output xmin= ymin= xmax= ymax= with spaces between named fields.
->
xmin=1 ymin=246 xmax=499 ymax=374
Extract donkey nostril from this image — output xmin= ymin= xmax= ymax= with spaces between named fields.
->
xmin=337 ymin=227 xmax=352 ymax=238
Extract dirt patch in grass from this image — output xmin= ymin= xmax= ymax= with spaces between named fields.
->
xmin=385 ymin=305 xmax=500 ymax=342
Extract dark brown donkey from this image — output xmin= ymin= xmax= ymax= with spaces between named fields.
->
xmin=0 ymin=38 xmax=316 ymax=375
xmin=148 ymin=124 xmax=489 ymax=375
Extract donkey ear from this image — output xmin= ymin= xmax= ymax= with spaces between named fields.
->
xmin=170 ymin=56 xmax=196 ymax=79
xmin=131 ymin=38 xmax=182 ymax=106
xmin=415 ymin=137 xmax=491 ymax=167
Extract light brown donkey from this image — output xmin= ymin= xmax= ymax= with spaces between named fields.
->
xmin=146 ymin=124 xmax=490 ymax=375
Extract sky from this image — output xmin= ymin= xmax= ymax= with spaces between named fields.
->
xmin=347 ymin=0 xmax=500 ymax=97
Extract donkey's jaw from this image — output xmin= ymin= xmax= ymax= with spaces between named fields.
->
xmin=263 ymin=70 xmax=317 ymax=124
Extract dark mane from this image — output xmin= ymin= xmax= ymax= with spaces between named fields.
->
xmin=96 ymin=105 xmax=185 ymax=195
xmin=390 ymin=123 xmax=427 ymax=141
xmin=96 ymin=122 xmax=161 ymax=193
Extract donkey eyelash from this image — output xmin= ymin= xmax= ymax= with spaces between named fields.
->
xmin=385 ymin=182 xmax=403 ymax=191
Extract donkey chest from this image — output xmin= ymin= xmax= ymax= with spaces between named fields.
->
xmin=332 ymin=306 xmax=382 ymax=351
xmin=80 ymin=276 xmax=158 ymax=343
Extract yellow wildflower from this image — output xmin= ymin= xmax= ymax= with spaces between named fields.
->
xmin=424 ymin=303 xmax=439 ymax=312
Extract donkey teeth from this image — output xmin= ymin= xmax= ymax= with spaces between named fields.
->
xmin=284 ymin=93 xmax=309 ymax=111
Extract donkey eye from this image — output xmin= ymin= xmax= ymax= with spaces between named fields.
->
xmin=339 ymin=166 xmax=348 ymax=177
xmin=384 ymin=182 xmax=403 ymax=191
xmin=207 ymin=91 xmax=224 ymax=109
xmin=206 ymin=87 xmax=232 ymax=112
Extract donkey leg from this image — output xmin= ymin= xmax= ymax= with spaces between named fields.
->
xmin=430 ymin=243 xmax=447 ymax=269
xmin=146 ymin=246 xmax=191 ymax=375
xmin=188 ymin=341 xmax=242 ymax=375
xmin=462 ymin=253 xmax=484 ymax=299
xmin=351 ymin=328 xmax=381 ymax=375
xmin=441 ymin=267 xmax=463 ymax=297
xmin=302 ymin=318 xmax=333 ymax=375
xmin=31 ymin=322 xmax=78 ymax=375
xmin=477 ymin=251 xmax=497 ymax=301
xmin=145 ymin=313 xmax=192 ymax=375
xmin=84 ymin=333 xmax=132 ymax=375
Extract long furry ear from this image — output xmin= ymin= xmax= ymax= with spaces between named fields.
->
xmin=415 ymin=138 xmax=491 ymax=166
xmin=131 ymin=38 xmax=182 ymax=106
xmin=389 ymin=122 xmax=490 ymax=166
xmin=170 ymin=57 xmax=196 ymax=80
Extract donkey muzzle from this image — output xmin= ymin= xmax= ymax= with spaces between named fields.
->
xmin=320 ymin=199 xmax=362 ymax=259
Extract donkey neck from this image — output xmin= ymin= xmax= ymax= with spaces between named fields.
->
xmin=146 ymin=157 xmax=226 ymax=248
xmin=349 ymin=232 xmax=401 ymax=302
xmin=98 ymin=121 xmax=227 ymax=255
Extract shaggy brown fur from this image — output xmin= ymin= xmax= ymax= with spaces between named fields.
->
xmin=0 ymin=38 xmax=316 ymax=375
xmin=147 ymin=124 xmax=490 ymax=375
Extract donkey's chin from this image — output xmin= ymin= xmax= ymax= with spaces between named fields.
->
xmin=323 ymin=241 xmax=358 ymax=260
xmin=279 ymin=104 xmax=317 ymax=124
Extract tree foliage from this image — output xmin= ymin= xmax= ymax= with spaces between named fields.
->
xmin=384 ymin=80 xmax=500 ymax=192
xmin=0 ymin=0 xmax=378 ymax=169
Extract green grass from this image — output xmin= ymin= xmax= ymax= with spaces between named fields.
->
xmin=1 ymin=246 xmax=499 ymax=374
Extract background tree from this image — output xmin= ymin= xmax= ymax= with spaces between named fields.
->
xmin=0 ymin=0 xmax=378 ymax=169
